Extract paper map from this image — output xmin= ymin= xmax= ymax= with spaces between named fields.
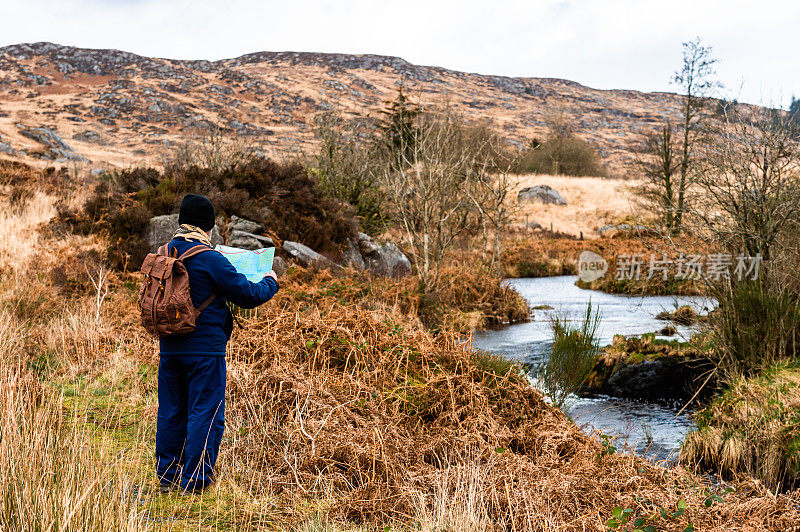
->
xmin=215 ymin=245 xmax=275 ymax=283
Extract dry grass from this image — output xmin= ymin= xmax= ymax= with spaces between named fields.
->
xmin=682 ymin=363 xmax=800 ymax=490
xmin=512 ymin=174 xmax=639 ymax=238
xmin=1 ymin=190 xmax=799 ymax=530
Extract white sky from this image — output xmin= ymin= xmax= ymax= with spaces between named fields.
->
xmin=1 ymin=0 xmax=798 ymax=107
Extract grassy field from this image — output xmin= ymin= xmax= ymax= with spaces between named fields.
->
xmin=511 ymin=174 xmax=639 ymax=238
xmin=2 ymin=190 xmax=799 ymax=530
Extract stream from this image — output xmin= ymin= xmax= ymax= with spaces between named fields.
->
xmin=472 ymin=276 xmax=716 ymax=463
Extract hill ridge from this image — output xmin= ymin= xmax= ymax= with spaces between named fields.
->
xmin=0 ymin=41 xmax=693 ymax=173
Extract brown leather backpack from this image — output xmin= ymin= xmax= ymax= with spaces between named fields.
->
xmin=139 ymin=243 xmax=216 ymax=337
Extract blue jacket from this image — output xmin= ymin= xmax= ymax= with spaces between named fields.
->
xmin=158 ymin=238 xmax=279 ymax=357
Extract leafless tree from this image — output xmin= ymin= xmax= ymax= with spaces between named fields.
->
xmin=379 ymin=110 xmax=515 ymax=289
xmin=671 ymin=37 xmax=721 ymax=232
xmin=693 ymin=107 xmax=800 ymax=261
xmin=636 ymin=124 xmax=681 ymax=232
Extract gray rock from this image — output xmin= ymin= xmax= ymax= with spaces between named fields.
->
xmin=364 ymin=243 xmax=412 ymax=277
xmin=226 ymin=215 xmax=263 ymax=235
xmin=597 ymin=223 xmax=654 ymax=237
xmin=90 ymin=168 xmax=106 ymax=176
xmin=272 ymin=256 xmax=287 ymax=276
xmin=342 ymin=238 xmax=365 ymax=269
xmin=227 ymin=229 xmax=274 ymax=250
xmin=517 ymin=185 xmax=567 ymax=205
xmin=357 ymin=232 xmax=380 ymax=256
xmin=283 ymin=241 xmax=339 ymax=270
xmin=357 ymin=232 xmax=411 ymax=277
xmin=73 ymin=130 xmax=101 ymax=142
xmin=146 ymin=213 xmax=221 ymax=252
xmin=16 ymin=124 xmax=88 ymax=162
xmin=0 ymin=133 xmax=16 ymax=155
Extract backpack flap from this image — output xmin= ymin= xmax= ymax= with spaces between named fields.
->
xmin=141 ymin=253 xmax=176 ymax=280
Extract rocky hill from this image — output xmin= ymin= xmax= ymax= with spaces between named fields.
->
xmin=0 ymin=42 xmax=692 ymax=175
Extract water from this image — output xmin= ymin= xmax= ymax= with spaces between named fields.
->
xmin=472 ymin=276 xmax=716 ymax=462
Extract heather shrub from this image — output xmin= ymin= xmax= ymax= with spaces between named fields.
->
xmin=74 ymin=158 xmax=358 ymax=270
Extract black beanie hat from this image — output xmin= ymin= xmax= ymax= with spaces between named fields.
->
xmin=178 ymin=194 xmax=216 ymax=231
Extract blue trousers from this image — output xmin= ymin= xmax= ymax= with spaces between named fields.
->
xmin=155 ymin=356 xmax=226 ymax=492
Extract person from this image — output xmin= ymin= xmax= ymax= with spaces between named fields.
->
xmin=155 ymin=193 xmax=279 ymax=493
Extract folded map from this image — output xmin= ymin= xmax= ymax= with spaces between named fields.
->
xmin=215 ymin=245 xmax=275 ymax=283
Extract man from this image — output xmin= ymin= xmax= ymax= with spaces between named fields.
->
xmin=156 ymin=193 xmax=279 ymax=493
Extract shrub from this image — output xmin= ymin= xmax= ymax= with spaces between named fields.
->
xmin=76 ymin=158 xmax=359 ymax=270
xmin=537 ymin=301 xmax=601 ymax=409
xmin=712 ymin=279 xmax=800 ymax=377
xmin=515 ymin=135 xmax=603 ymax=176
xmin=311 ymin=113 xmax=387 ymax=233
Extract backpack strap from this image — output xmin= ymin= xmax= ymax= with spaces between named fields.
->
xmin=195 ymin=294 xmax=216 ymax=315
xmin=178 ymin=244 xmax=215 ymax=261
xmin=157 ymin=243 xmax=169 ymax=256
xmin=177 ymin=244 xmax=219 ymax=314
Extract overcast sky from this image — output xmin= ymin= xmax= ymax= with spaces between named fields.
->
xmin=2 ymin=0 xmax=798 ymax=107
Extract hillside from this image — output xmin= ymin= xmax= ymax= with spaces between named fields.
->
xmin=0 ymin=42 xmax=692 ymax=174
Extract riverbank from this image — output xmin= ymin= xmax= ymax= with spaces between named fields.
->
xmin=584 ymin=334 xmax=715 ymax=401
xmin=502 ymin=235 xmax=712 ymax=296
xmin=682 ymin=362 xmax=800 ymax=491
xmin=2 ymin=193 xmax=798 ymax=529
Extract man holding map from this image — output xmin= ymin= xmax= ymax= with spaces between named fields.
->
xmin=155 ymin=193 xmax=279 ymax=493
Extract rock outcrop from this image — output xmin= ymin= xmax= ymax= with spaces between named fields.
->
xmin=357 ymin=233 xmax=412 ymax=278
xmin=224 ymin=215 xmax=275 ymax=250
xmin=16 ymin=124 xmax=88 ymax=162
xmin=283 ymin=241 xmax=339 ymax=270
xmin=517 ymin=185 xmax=567 ymax=205
xmin=145 ymin=214 xmax=222 ymax=252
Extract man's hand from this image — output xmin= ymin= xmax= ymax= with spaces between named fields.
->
xmin=264 ymin=270 xmax=278 ymax=282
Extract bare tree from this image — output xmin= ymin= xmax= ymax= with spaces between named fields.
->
xmin=671 ymin=37 xmax=721 ymax=232
xmin=379 ymin=110 xmax=502 ymax=289
xmin=691 ymin=106 xmax=800 ymax=377
xmin=462 ymin=138 xmax=520 ymax=270
xmin=694 ymin=107 xmax=800 ymax=261
xmin=636 ymin=123 xmax=681 ymax=232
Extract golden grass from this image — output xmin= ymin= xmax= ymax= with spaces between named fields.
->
xmin=1 ymin=191 xmax=799 ymax=530
xmin=682 ymin=364 xmax=800 ymax=490
xmin=512 ymin=174 xmax=639 ymax=238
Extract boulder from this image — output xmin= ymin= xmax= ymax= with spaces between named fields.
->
xmin=16 ymin=124 xmax=88 ymax=162
xmin=605 ymin=359 xmax=709 ymax=401
xmin=145 ymin=214 xmax=222 ymax=252
xmin=272 ymin=256 xmax=287 ymax=276
xmin=342 ymin=238 xmax=365 ymax=270
xmin=226 ymin=215 xmax=264 ymax=235
xmin=597 ymin=223 xmax=656 ymax=238
xmin=517 ymin=185 xmax=567 ymax=205
xmin=357 ymin=232 xmax=380 ymax=256
xmin=365 ymin=243 xmax=412 ymax=278
xmin=283 ymin=241 xmax=339 ymax=270
xmin=227 ymin=229 xmax=274 ymax=250
xmin=357 ymin=232 xmax=412 ymax=277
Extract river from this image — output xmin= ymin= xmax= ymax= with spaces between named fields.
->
xmin=472 ymin=276 xmax=715 ymax=462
